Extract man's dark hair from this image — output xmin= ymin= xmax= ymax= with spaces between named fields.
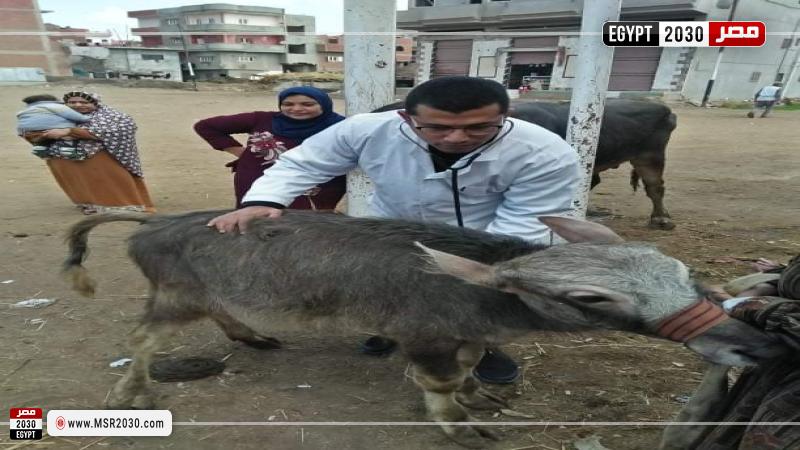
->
xmin=404 ymin=76 xmax=510 ymax=115
xmin=23 ymin=94 xmax=58 ymax=104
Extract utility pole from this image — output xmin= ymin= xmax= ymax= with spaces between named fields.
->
xmin=175 ymin=20 xmax=197 ymax=90
xmin=700 ymin=0 xmax=739 ymax=107
xmin=342 ymin=0 xmax=396 ymax=216
xmin=565 ymin=0 xmax=621 ymax=219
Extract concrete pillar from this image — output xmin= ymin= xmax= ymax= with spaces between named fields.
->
xmin=565 ymin=0 xmax=621 ymax=219
xmin=415 ymin=40 xmax=434 ymax=84
xmin=343 ymin=0 xmax=396 ymax=216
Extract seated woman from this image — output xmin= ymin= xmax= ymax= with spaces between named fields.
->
xmin=37 ymin=91 xmax=155 ymax=214
xmin=194 ymin=86 xmax=346 ymax=209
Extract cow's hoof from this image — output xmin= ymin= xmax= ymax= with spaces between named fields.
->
xmin=444 ymin=423 xmax=500 ymax=448
xmin=456 ymin=387 xmax=509 ymax=410
xmin=105 ymin=390 xmax=134 ymax=410
xmin=648 ymin=217 xmax=675 ymax=230
xmin=130 ymin=394 xmax=156 ymax=410
xmin=240 ymin=335 xmax=282 ymax=350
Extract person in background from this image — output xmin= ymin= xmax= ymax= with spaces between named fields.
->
xmin=747 ymin=82 xmax=782 ymax=118
xmin=35 ymin=91 xmax=154 ymax=214
xmin=16 ymin=94 xmax=90 ymax=158
xmin=207 ymin=76 xmax=581 ymax=385
xmin=194 ymin=86 xmax=346 ymax=209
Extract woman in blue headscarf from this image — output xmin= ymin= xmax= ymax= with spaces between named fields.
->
xmin=195 ymin=86 xmax=346 ymax=209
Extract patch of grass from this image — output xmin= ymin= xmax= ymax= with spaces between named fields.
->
xmin=778 ymin=102 xmax=800 ymax=111
xmin=719 ymin=101 xmax=751 ymax=109
xmin=718 ymin=99 xmax=800 ymax=111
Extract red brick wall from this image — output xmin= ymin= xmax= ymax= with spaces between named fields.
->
xmin=0 ymin=0 xmax=72 ymax=75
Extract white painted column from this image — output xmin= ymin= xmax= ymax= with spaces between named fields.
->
xmin=343 ymin=0 xmax=397 ymax=216
xmin=565 ymin=0 xmax=621 ymax=219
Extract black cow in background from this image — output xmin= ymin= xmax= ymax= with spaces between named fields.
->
xmin=374 ymin=99 xmax=678 ymax=230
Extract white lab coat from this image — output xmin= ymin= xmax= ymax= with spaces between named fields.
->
xmin=243 ymin=111 xmax=579 ymax=244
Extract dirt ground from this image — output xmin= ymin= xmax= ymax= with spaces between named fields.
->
xmin=1 ymin=83 xmax=798 ymax=450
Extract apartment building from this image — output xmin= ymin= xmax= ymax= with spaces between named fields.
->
xmin=129 ymin=3 xmax=319 ymax=80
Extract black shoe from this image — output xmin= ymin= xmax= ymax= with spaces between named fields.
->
xmin=473 ymin=348 xmax=520 ymax=384
xmin=360 ymin=336 xmax=397 ymax=356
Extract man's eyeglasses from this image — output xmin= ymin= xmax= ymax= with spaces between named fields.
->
xmin=412 ymin=123 xmax=504 ymax=137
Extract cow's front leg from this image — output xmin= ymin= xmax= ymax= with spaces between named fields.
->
xmin=408 ymin=343 xmax=499 ymax=448
xmin=454 ymin=343 xmax=508 ymax=410
xmin=107 ymin=320 xmax=176 ymax=409
xmin=659 ymin=364 xmax=730 ymax=450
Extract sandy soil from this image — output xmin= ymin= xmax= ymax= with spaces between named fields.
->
xmin=1 ymin=83 xmax=798 ymax=450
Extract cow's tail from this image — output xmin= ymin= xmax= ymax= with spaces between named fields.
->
xmin=64 ymin=213 xmax=150 ymax=297
xmin=630 ymin=170 xmax=641 ymax=192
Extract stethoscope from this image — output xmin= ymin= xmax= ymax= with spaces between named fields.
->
xmin=398 ymin=119 xmax=516 ymax=227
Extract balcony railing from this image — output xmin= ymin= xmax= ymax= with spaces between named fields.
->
xmin=186 ymin=43 xmax=286 ymax=53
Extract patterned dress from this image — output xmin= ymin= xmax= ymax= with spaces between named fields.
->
xmin=45 ymin=105 xmax=154 ymax=213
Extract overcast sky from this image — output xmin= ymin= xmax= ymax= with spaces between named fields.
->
xmin=38 ymin=0 xmax=408 ymax=39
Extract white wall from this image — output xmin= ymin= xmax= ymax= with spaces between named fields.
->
xmin=185 ymin=13 xmax=224 ymax=25
xmin=469 ymin=39 xmax=511 ymax=84
xmin=681 ymin=0 xmax=800 ymax=101
xmin=222 ymin=13 xmax=281 ymax=26
xmin=136 ymin=18 xmax=160 ymax=28
xmin=106 ymin=50 xmax=182 ymax=81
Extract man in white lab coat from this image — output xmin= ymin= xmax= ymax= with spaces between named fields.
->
xmin=209 ymin=76 xmax=580 ymax=384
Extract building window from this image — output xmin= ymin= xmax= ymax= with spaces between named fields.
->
xmin=240 ymin=37 xmax=252 ymax=43
xmin=415 ymin=0 xmax=434 ymax=6
xmin=208 ymin=18 xmax=216 ymax=24
xmin=776 ymin=73 xmax=784 ymax=82
xmin=170 ymin=37 xmax=183 ymax=45
xmin=288 ymin=44 xmax=306 ymax=54
xmin=287 ymin=25 xmax=305 ymax=33
xmin=326 ymin=55 xmax=343 ymax=62
xmin=141 ymin=54 xmax=164 ymax=61
xmin=750 ymin=71 xmax=761 ymax=82
xmin=238 ymin=18 xmax=248 ymax=24
xmin=199 ymin=56 xmax=214 ymax=63
xmin=328 ymin=38 xmax=338 ymax=44
xmin=470 ymin=0 xmax=482 ymax=3
xmin=195 ymin=19 xmax=202 ymax=24
xmin=396 ymin=45 xmax=405 ymax=51
xmin=238 ymin=56 xmax=256 ymax=62
xmin=781 ymin=38 xmax=792 ymax=49
xmin=166 ymin=18 xmax=179 ymax=25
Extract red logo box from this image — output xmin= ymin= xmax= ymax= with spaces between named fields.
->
xmin=709 ymin=21 xmax=766 ymax=47
xmin=9 ymin=408 xmax=42 ymax=419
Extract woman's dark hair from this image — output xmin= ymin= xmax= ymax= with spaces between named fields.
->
xmin=23 ymin=94 xmax=58 ymax=104
xmin=404 ymin=76 xmax=510 ymax=115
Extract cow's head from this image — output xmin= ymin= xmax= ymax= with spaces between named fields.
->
xmin=416 ymin=216 xmax=787 ymax=366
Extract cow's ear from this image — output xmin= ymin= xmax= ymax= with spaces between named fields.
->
xmin=539 ymin=216 xmax=625 ymax=244
xmin=415 ymin=242 xmax=498 ymax=287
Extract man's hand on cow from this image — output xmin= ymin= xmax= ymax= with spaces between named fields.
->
xmin=207 ymin=206 xmax=283 ymax=234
